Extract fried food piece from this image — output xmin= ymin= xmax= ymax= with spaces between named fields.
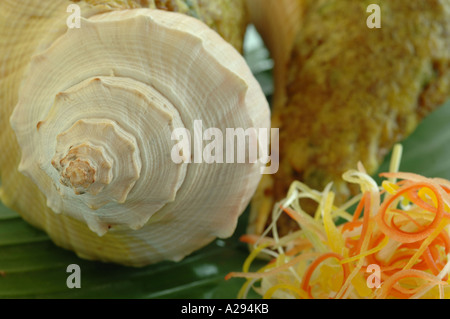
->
xmin=249 ymin=0 xmax=450 ymax=236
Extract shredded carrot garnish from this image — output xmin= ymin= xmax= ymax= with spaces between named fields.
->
xmin=263 ymin=284 xmax=308 ymax=299
xmin=375 ymin=183 xmax=444 ymax=244
xmin=226 ymin=144 xmax=450 ymax=299
xmin=374 ymin=269 xmax=446 ymax=299
xmin=301 ymin=252 xmax=349 ymax=299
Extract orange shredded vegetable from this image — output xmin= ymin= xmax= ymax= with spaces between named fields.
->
xmin=226 ymin=145 xmax=450 ymax=299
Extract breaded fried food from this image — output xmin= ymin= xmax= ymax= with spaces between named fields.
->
xmin=248 ymin=0 xmax=450 ymax=236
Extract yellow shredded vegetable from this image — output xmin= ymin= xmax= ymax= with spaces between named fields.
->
xmin=226 ymin=145 xmax=450 ymax=299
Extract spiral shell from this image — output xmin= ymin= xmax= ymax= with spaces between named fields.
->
xmin=1 ymin=2 xmax=270 ymax=266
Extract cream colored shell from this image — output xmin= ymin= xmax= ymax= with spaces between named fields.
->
xmin=5 ymin=8 xmax=270 ymax=266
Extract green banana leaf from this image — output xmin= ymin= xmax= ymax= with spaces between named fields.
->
xmin=1 ymin=26 xmax=449 ymax=299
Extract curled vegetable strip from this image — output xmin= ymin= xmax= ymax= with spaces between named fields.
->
xmin=375 ymin=182 xmax=445 ymax=243
xmin=227 ymin=145 xmax=450 ymax=299
xmin=374 ymin=269 xmax=447 ymax=299
xmin=301 ymin=252 xmax=349 ymax=299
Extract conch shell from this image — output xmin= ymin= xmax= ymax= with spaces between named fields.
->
xmin=0 ymin=0 xmax=270 ymax=266
xmin=247 ymin=0 xmax=450 ymax=236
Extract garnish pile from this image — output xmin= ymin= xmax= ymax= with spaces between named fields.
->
xmin=226 ymin=146 xmax=450 ymax=299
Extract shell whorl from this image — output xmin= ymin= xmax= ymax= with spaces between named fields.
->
xmin=23 ymin=74 xmax=188 ymax=236
xmin=9 ymin=8 xmax=270 ymax=265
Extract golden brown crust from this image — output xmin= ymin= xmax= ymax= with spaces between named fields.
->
xmin=251 ymin=0 xmax=450 ymax=236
